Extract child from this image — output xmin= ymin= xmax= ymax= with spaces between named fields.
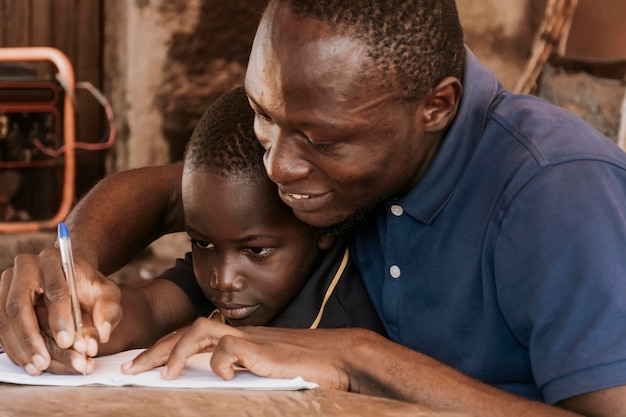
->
xmin=99 ymin=86 xmax=385 ymax=362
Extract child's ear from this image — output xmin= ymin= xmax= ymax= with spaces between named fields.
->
xmin=317 ymin=234 xmax=335 ymax=250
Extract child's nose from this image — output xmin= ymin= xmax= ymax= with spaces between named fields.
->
xmin=210 ymin=263 xmax=247 ymax=292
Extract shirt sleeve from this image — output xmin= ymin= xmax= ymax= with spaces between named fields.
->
xmin=155 ymin=252 xmax=214 ymax=317
xmin=494 ymin=159 xmax=626 ymax=404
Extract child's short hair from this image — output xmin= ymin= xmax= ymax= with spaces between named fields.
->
xmin=184 ymin=86 xmax=264 ymax=180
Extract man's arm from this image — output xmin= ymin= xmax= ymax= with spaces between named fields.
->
xmin=67 ymin=161 xmax=185 ymax=274
xmin=0 ymin=162 xmax=184 ymax=375
xmin=339 ymin=329 xmax=619 ymax=417
xmin=155 ymin=325 xmax=625 ymax=417
xmin=559 ymin=387 xmax=626 ymax=417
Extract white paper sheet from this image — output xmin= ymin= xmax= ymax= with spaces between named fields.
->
xmin=0 ymin=349 xmax=318 ymax=390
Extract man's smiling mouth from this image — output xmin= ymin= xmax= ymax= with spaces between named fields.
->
xmin=289 ymin=193 xmax=310 ymax=200
xmin=278 ymin=189 xmax=334 ymax=217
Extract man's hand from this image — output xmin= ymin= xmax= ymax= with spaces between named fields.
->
xmin=0 ymin=249 xmax=122 ymax=375
xmin=34 ymin=304 xmax=97 ymax=375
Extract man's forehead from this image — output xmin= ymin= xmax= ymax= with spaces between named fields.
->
xmin=247 ymin=13 xmax=370 ymax=92
xmin=254 ymin=0 xmax=357 ymax=51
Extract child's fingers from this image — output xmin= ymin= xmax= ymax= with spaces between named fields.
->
xmin=161 ymin=318 xmax=242 ymax=380
xmin=121 ymin=329 xmax=183 ymax=375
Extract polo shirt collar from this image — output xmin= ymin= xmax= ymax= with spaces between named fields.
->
xmin=399 ymin=47 xmax=501 ymax=225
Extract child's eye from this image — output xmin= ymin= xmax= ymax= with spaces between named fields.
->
xmin=191 ymin=239 xmax=214 ymax=250
xmin=245 ymin=247 xmax=273 ymax=257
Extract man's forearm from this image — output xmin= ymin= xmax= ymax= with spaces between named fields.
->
xmin=344 ymin=329 xmax=581 ymax=417
xmin=66 ymin=162 xmax=185 ymax=275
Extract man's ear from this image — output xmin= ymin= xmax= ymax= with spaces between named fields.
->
xmin=317 ymin=234 xmax=335 ymax=250
xmin=422 ymin=76 xmax=463 ymax=132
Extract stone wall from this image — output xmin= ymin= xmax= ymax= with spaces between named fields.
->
xmin=103 ymin=0 xmax=265 ymax=171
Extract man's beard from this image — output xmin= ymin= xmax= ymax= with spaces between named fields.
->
xmin=310 ymin=203 xmax=378 ymax=237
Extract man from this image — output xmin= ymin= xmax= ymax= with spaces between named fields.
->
xmin=2 ymin=1 xmax=625 ymax=415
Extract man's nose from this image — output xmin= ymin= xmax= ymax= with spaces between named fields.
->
xmin=263 ymin=131 xmax=311 ymax=184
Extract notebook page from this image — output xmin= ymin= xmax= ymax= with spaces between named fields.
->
xmin=0 ymin=349 xmax=318 ymax=390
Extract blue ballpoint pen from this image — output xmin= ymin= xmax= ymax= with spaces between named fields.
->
xmin=57 ymin=221 xmax=86 ymax=375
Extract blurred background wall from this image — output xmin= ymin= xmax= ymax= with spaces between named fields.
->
xmin=103 ymin=0 xmax=625 ymax=175
xmin=3 ymin=0 xmax=624 ymax=191
xmin=104 ymin=0 xmax=544 ymax=173
xmin=0 ymin=0 xmax=624 ymax=269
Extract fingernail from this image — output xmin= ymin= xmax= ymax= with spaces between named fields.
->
xmin=25 ymin=363 xmax=40 ymax=376
xmin=57 ymin=330 xmax=71 ymax=347
xmin=74 ymin=339 xmax=87 ymax=353
xmin=100 ymin=322 xmax=112 ymax=338
xmin=87 ymin=338 xmax=99 ymax=356
xmin=85 ymin=359 xmax=95 ymax=374
xmin=72 ymin=356 xmax=86 ymax=373
xmin=161 ymin=365 xmax=170 ymax=379
xmin=120 ymin=361 xmax=131 ymax=373
xmin=32 ymin=354 xmax=47 ymax=369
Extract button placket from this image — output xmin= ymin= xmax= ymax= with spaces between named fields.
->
xmin=389 ymin=203 xmax=403 ymax=279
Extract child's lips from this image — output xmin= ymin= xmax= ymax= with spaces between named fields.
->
xmin=216 ymin=304 xmax=259 ymax=320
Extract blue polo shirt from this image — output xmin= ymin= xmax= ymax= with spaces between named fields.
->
xmin=351 ymin=48 xmax=626 ymax=404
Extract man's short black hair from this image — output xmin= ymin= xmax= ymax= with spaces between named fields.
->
xmin=273 ymin=0 xmax=466 ymax=100
xmin=184 ymin=86 xmax=264 ymax=180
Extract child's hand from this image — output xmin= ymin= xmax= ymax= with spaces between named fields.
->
xmin=120 ymin=326 xmax=187 ymax=375
xmin=164 ymin=324 xmax=360 ymax=391
xmin=160 ymin=317 xmax=242 ymax=380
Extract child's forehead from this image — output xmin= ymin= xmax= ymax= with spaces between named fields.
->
xmin=184 ymin=168 xmax=274 ymax=197
xmin=183 ymin=169 xmax=295 ymax=222
xmin=183 ymin=177 xmax=314 ymax=247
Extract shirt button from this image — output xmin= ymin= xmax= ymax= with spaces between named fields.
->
xmin=390 ymin=265 xmax=401 ymax=278
xmin=391 ymin=205 xmax=403 ymax=216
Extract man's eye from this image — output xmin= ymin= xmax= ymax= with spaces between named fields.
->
xmin=246 ymin=247 xmax=273 ymax=256
xmin=191 ymin=239 xmax=214 ymax=250
xmin=298 ymin=133 xmax=337 ymax=152
xmin=254 ymin=111 xmax=271 ymax=121
xmin=309 ymin=141 xmax=336 ymax=151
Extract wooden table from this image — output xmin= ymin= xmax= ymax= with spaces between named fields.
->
xmin=0 ymin=384 xmax=472 ymax=416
